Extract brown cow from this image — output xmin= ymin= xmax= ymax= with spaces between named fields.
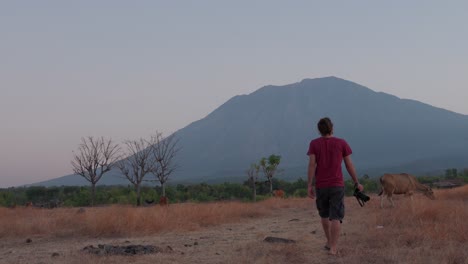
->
xmin=159 ymin=196 xmax=169 ymax=206
xmin=379 ymin=173 xmax=435 ymax=208
xmin=272 ymin=189 xmax=285 ymax=198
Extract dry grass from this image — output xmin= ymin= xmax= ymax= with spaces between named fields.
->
xmin=1 ymin=188 xmax=467 ymax=264
xmin=341 ymin=185 xmax=468 ymax=264
xmin=435 ymin=184 xmax=468 ymax=201
xmin=0 ymin=198 xmax=305 ymax=238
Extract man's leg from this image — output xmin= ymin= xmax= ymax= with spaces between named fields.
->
xmin=328 ymin=187 xmax=345 ymax=255
xmin=329 ymin=219 xmax=341 ymax=255
xmin=321 ymin=217 xmax=331 ymax=248
xmin=316 ymin=188 xmax=331 ymax=249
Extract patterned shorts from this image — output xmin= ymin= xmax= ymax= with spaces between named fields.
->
xmin=315 ymin=187 xmax=345 ymax=221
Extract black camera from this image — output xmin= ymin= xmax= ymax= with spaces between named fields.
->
xmin=353 ymin=188 xmax=370 ymax=207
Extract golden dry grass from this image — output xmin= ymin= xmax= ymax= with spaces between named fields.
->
xmin=0 ymin=198 xmax=305 ymax=238
xmin=1 ymin=187 xmax=467 ymax=264
xmin=341 ymin=185 xmax=468 ymax=264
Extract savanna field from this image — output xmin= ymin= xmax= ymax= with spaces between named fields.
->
xmin=0 ymin=186 xmax=467 ymax=264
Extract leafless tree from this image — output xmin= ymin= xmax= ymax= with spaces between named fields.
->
xmin=246 ymin=163 xmax=260 ymax=202
xmin=71 ymin=136 xmax=120 ymax=206
xmin=116 ymin=137 xmax=159 ymax=206
xmin=151 ymin=132 xmax=180 ymax=197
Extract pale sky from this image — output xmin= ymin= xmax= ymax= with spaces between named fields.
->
xmin=1 ymin=1 xmax=467 ymax=187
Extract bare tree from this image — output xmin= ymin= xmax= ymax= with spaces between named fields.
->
xmin=246 ymin=163 xmax=260 ymax=202
xmin=151 ymin=132 xmax=180 ymax=197
xmin=116 ymin=137 xmax=160 ymax=206
xmin=71 ymin=136 xmax=120 ymax=206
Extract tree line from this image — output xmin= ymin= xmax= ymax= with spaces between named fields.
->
xmin=0 ymin=178 xmax=304 ymax=207
xmin=1 ymin=168 xmax=466 ymax=208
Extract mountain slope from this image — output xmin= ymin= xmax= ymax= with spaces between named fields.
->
xmin=33 ymin=77 xmax=468 ymax=186
xmin=173 ymin=76 xmax=468 ymax=182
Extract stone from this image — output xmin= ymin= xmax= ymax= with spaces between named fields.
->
xmin=82 ymin=244 xmax=163 ymax=256
xmin=263 ymin=236 xmax=296 ymax=244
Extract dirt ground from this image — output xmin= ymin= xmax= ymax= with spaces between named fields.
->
xmin=0 ymin=200 xmax=364 ymax=264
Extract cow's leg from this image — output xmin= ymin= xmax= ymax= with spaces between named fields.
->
xmin=388 ymin=193 xmax=395 ymax=207
xmin=387 ymin=187 xmax=395 ymax=207
xmin=380 ymin=190 xmax=388 ymax=208
xmin=405 ymin=192 xmax=414 ymax=208
xmin=410 ymin=194 xmax=415 ymax=212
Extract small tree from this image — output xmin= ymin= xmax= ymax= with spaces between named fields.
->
xmin=246 ymin=163 xmax=260 ymax=202
xmin=260 ymin=154 xmax=281 ymax=195
xmin=151 ymin=132 xmax=180 ymax=197
xmin=71 ymin=136 xmax=120 ymax=206
xmin=116 ymin=137 xmax=159 ymax=206
xmin=445 ymin=168 xmax=458 ymax=179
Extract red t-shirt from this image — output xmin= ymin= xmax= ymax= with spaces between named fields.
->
xmin=307 ymin=137 xmax=352 ymax=188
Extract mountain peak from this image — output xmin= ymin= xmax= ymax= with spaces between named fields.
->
xmin=299 ymin=76 xmax=363 ymax=87
xmin=300 ymin=76 xmax=342 ymax=83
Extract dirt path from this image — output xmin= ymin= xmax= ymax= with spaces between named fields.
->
xmin=0 ymin=202 xmax=360 ymax=264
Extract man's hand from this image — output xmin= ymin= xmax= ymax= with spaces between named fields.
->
xmin=308 ymin=185 xmax=315 ymax=199
xmin=355 ymin=183 xmax=364 ymax=192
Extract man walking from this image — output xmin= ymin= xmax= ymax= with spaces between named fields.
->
xmin=307 ymin=117 xmax=363 ymax=256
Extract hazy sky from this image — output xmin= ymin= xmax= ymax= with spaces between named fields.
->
xmin=1 ymin=1 xmax=467 ymax=187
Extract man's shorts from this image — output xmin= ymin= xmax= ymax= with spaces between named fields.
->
xmin=316 ymin=187 xmax=345 ymax=221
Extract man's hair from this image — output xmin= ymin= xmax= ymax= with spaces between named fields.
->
xmin=317 ymin=117 xmax=333 ymax=136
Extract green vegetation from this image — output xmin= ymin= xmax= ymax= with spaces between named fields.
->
xmin=1 ymin=168 xmax=466 ymax=208
xmin=259 ymin=154 xmax=282 ymax=194
xmin=0 ymin=178 xmax=302 ymax=207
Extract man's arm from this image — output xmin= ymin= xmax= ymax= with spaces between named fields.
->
xmin=307 ymin=154 xmax=316 ymax=198
xmin=344 ymin=155 xmax=363 ymax=191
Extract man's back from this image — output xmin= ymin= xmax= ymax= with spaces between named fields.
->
xmin=307 ymin=137 xmax=351 ymax=188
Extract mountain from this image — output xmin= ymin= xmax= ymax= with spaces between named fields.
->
xmin=32 ymin=77 xmax=468 ymax=186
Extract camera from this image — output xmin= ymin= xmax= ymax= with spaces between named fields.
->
xmin=353 ymin=188 xmax=370 ymax=206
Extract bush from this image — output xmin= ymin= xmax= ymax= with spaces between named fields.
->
xmin=293 ymin=188 xmax=307 ymax=197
